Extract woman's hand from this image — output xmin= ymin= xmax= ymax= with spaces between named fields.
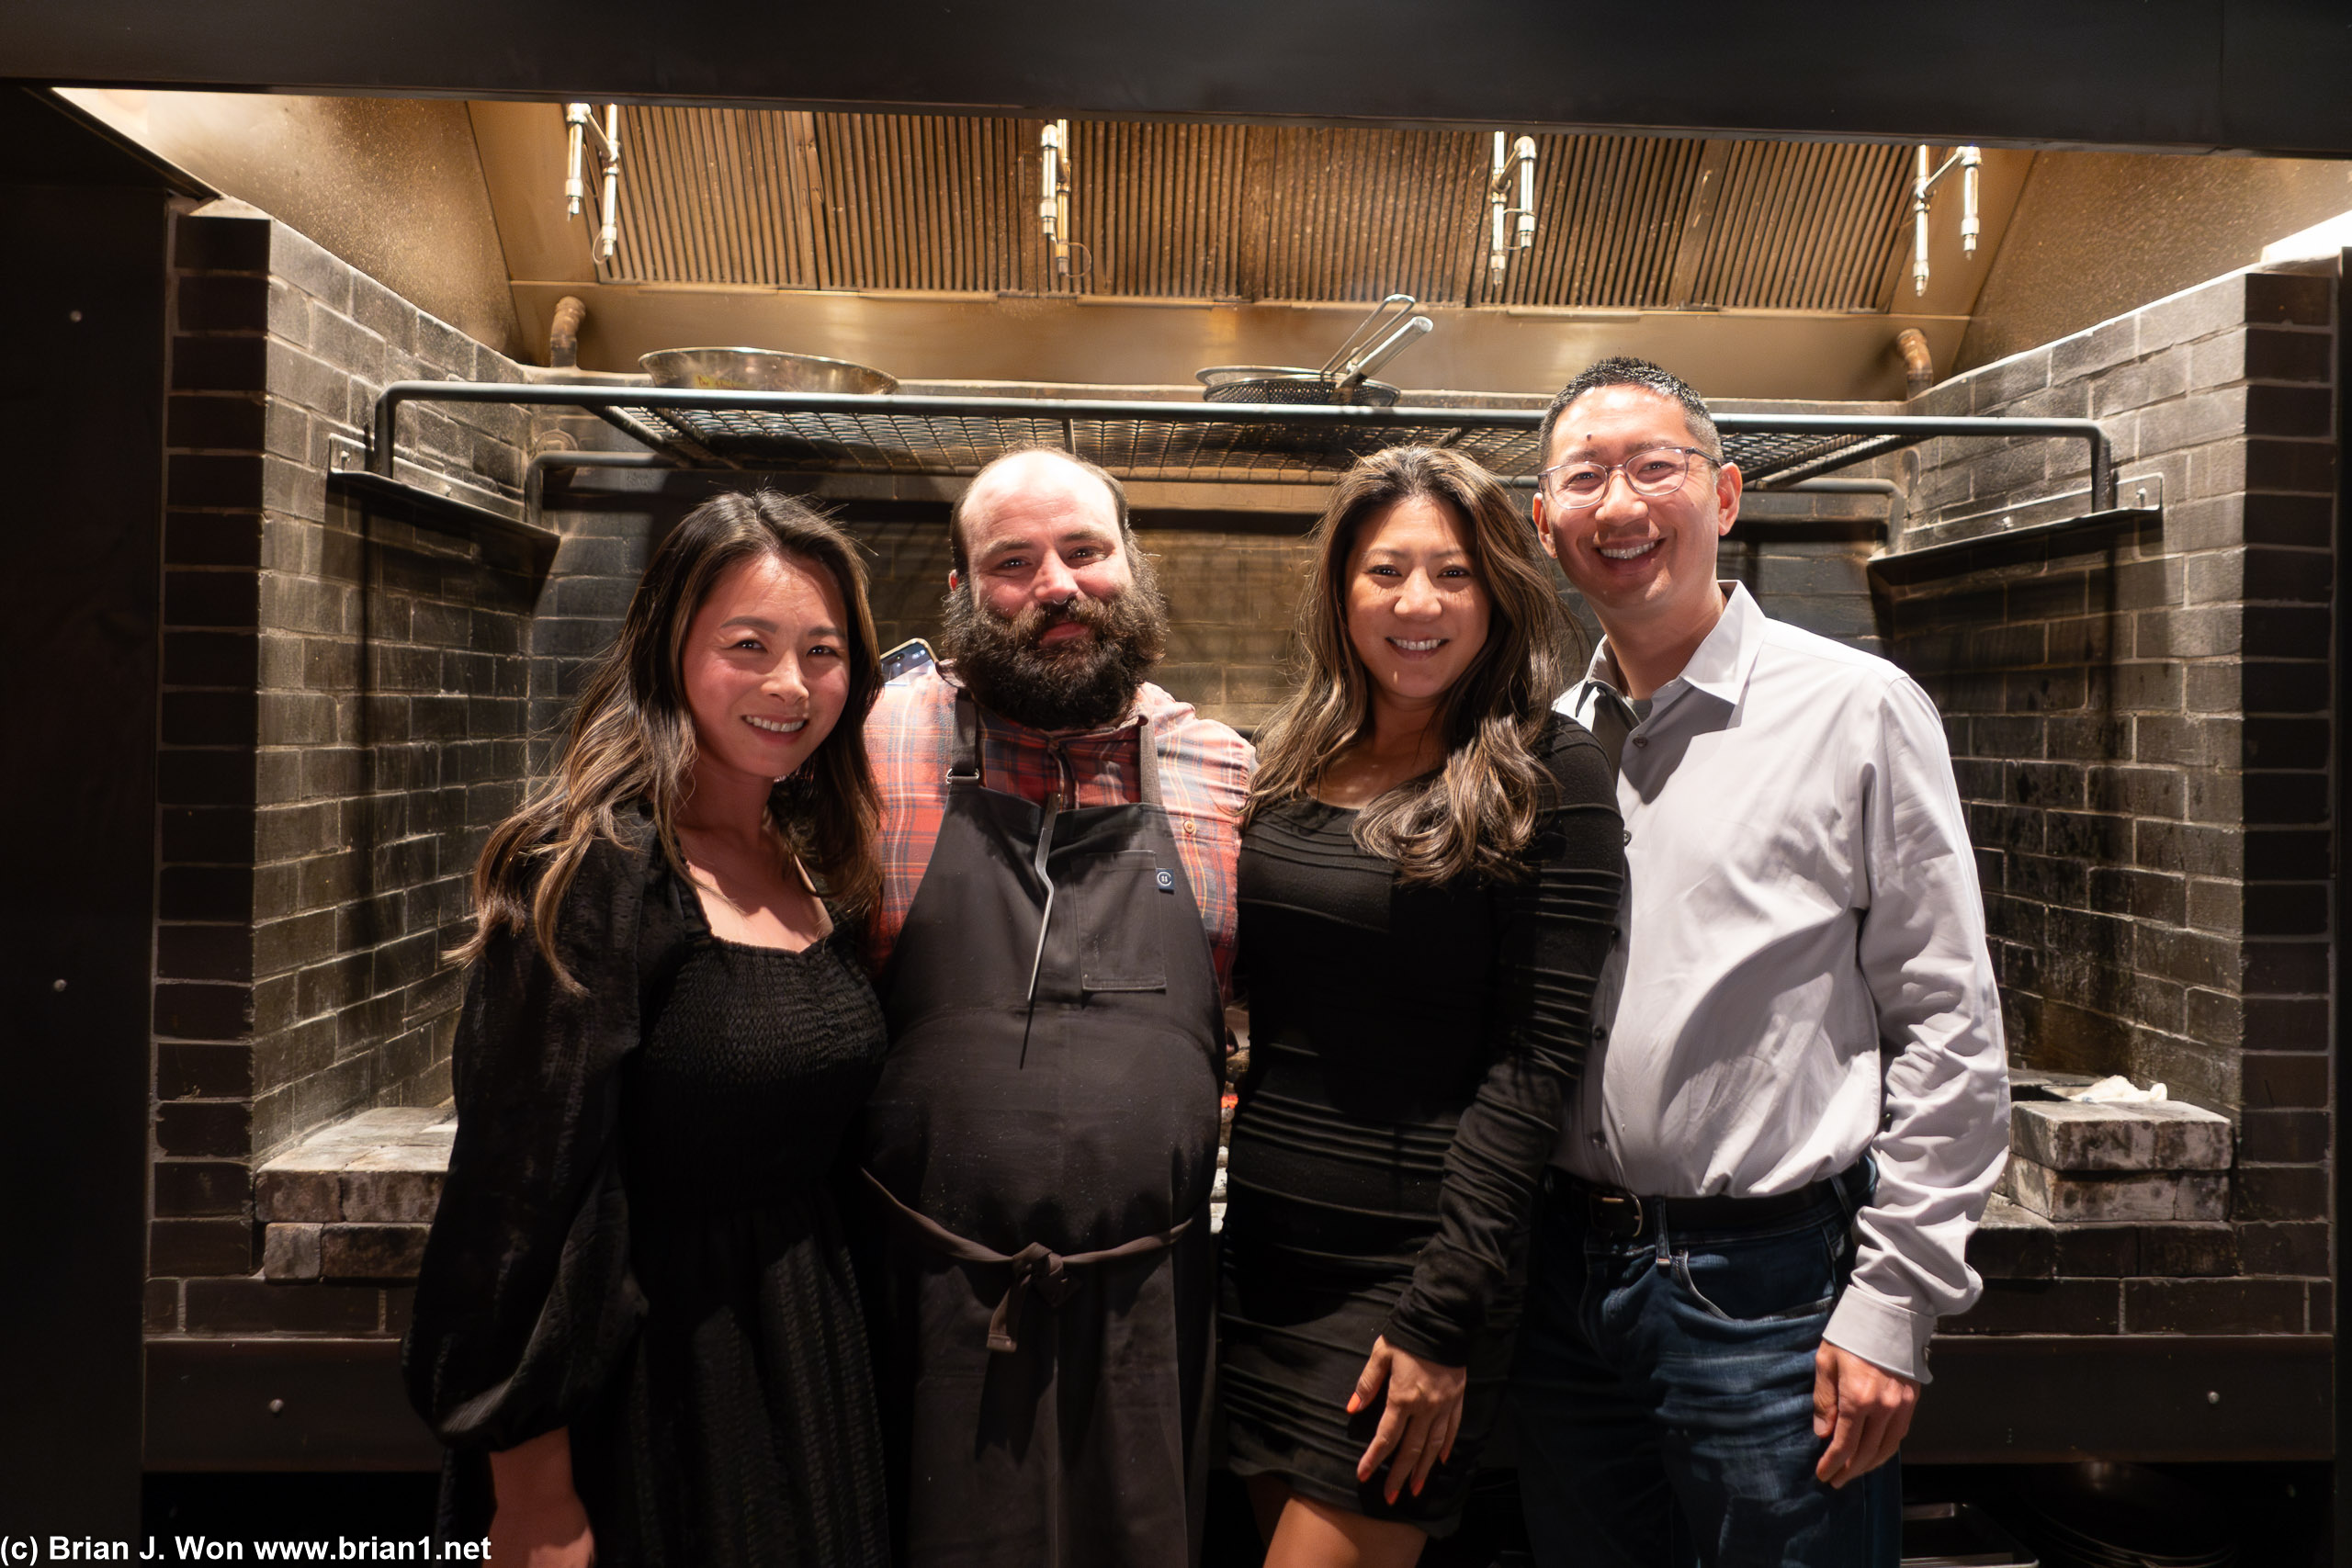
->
xmin=487 ymin=1427 xmax=595 ymax=1566
xmin=1348 ymin=1335 xmax=1468 ymax=1504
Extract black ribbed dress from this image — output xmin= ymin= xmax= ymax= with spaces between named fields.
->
xmin=1218 ymin=719 xmax=1622 ymax=1533
xmin=407 ymin=824 xmax=891 ymax=1567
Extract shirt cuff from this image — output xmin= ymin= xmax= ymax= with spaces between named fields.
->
xmin=1378 ymin=1305 xmax=1470 ymax=1370
xmin=1823 ymin=1282 xmax=1938 ymax=1385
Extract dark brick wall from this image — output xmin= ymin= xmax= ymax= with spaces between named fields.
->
xmin=1878 ymin=264 xmax=2337 ymax=1340
xmin=522 ymin=475 xmax=1329 ymax=739
xmin=1718 ymin=491 xmax=1887 ymax=653
xmin=152 ymin=206 xmax=531 ymax=1338
xmin=1888 ymin=266 xmax=2335 ymax=1111
xmin=524 ymin=469 xmax=1896 ymax=741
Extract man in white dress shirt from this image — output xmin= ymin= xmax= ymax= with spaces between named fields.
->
xmin=1510 ymin=357 xmax=2009 ymax=1566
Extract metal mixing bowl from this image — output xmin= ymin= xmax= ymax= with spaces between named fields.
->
xmin=639 ymin=347 xmax=899 ymax=395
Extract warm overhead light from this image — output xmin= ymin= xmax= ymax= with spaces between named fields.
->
xmin=1909 ymin=144 xmax=1982 ymax=296
xmin=565 ymin=104 xmax=623 ymax=264
xmin=1487 ymin=133 xmax=1539 ymax=288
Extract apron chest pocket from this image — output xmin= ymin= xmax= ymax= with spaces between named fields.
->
xmin=1074 ymin=851 xmax=1171 ymax=993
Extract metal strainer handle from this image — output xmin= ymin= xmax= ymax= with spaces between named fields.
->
xmin=1316 ymin=294 xmax=1418 ymax=378
xmin=1333 ymin=314 xmax=1434 ymax=389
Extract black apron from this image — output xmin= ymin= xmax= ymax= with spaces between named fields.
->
xmin=859 ymin=692 xmax=1224 ymax=1568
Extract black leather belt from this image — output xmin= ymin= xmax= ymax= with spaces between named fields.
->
xmin=1545 ymin=1162 xmax=1871 ymax=1241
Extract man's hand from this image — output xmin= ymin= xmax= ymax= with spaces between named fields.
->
xmin=1812 ymin=1342 xmax=1917 ymax=1488
xmin=1349 ymin=1336 xmax=1469 ymax=1503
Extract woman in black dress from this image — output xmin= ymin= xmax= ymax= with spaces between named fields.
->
xmin=1221 ymin=447 xmax=1623 ymax=1565
xmin=406 ymin=491 xmax=891 ymax=1567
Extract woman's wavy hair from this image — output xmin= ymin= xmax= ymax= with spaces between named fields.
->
xmin=454 ymin=491 xmax=885 ymax=986
xmin=1248 ymin=446 xmax=1578 ymax=884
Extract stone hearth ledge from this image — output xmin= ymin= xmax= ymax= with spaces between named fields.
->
xmin=255 ymin=1106 xmax=453 ymax=1283
xmin=247 ymin=1084 xmax=2235 ymax=1280
xmin=2007 ymin=1098 xmax=2233 ymax=1173
xmin=1994 ymin=1081 xmax=2233 ymax=1225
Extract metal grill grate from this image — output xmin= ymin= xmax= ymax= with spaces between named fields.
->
xmin=371 ymin=384 xmax=2114 ymax=512
xmin=598 ymin=400 xmax=1897 ymax=486
xmin=1722 ymin=430 xmax=1915 ymax=485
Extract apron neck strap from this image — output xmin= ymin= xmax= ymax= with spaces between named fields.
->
xmin=948 ymin=687 xmax=981 ymax=782
xmin=946 ymin=686 xmax=1164 ymax=807
xmin=1135 ymin=709 xmax=1161 ymax=807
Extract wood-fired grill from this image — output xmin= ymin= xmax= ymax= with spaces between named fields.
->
xmin=357 ymin=383 xmax=2117 ymax=544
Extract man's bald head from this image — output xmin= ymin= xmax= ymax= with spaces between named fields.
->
xmin=948 ymin=446 xmax=1131 ymax=578
xmin=936 ymin=445 xmax=1167 ymax=731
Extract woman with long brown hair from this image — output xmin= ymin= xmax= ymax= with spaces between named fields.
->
xmin=406 ymin=491 xmax=891 ymax=1567
xmin=1219 ymin=447 xmax=1623 ymax=1565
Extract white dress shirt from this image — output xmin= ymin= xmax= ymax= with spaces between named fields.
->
xmin=1555 ymin=584 xmax=2008 ymax=1383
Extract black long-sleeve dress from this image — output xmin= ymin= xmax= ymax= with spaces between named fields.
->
xmin=404 ymin=818 xmax=891 ymax=1566
xmin=1218 ymin=716 xmax=1623 ymax=1534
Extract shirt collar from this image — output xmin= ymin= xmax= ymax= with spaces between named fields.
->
xmin=1679 ymin=582 xmax=1765 ymax=705
xmin=1583 ymin=582 xmax=1765 ymax=710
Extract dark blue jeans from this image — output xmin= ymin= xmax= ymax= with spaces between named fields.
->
xmin=1511 ymin=1176 xmax=1902 ymax=1567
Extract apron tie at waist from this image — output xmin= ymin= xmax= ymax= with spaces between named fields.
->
xmin=999 ymin=1245 xmax=1072 ymax=1354
xmin=863 ymin=1169 xmax=1193 ymax=1354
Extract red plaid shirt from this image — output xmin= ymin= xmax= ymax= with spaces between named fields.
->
xmin=865 ymin=661 xmax=1252 ymax=996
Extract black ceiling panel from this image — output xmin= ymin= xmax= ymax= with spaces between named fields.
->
xmin=6 ymin=2 xmax=2351 ymax=156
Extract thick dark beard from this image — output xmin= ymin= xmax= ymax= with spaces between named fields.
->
xmin=937 ymin=558 xmax=1170 ymax=732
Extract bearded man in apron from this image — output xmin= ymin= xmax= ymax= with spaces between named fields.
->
xmin=855 ymin=446 xmax=1252 ymax=1568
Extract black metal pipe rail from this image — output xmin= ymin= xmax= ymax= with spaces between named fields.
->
xmin=1719 ymin=412 xmax=2113 ymax=509
xmin=523 ymin=447 xmax=668 ymax=516
xmin=370 ymin=382 xmax=2116 ymax=510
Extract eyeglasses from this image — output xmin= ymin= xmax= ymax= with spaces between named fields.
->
xmin=1538 ymin=446 xmax=1720 ymax=509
